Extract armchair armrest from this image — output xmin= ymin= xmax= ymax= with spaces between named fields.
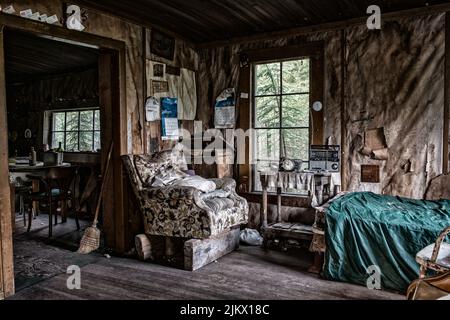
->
xmin=431 ymin=226 xmax=450 ymax=262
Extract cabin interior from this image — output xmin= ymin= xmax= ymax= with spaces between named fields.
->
xmin=0 ymin=0 xmax=449 ymax=302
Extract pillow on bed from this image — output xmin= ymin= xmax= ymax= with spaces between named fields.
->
xmin=170 ymin=175 xmax=217 ymax=193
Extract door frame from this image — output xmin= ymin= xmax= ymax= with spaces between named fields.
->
xmin=0 ymin=12 xmax=128 ymax=298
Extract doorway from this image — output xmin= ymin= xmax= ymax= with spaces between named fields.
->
xmin=0 ymin=16 xmax=126 ymax=298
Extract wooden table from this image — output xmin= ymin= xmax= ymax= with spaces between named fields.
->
xmin=9 ymin=162 xmax=71 ymax=228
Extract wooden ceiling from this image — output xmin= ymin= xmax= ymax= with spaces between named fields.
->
xmin=4 ymin=29 xmax=98 ymax=83
xmin=81 ymin=0 xmax=450 ymax=44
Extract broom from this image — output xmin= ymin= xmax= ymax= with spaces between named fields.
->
xmin=77 ymin=142 xmax=113 ymax=254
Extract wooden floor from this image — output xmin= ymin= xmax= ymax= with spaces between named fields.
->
xmin=9 ymin=232 xmax=404 ymax=300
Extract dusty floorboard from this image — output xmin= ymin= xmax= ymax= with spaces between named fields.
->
xmin=9 ymin=236 xmax=404 ymax=300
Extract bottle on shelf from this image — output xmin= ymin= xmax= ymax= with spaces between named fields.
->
xmin=56 ymin=142 xmax=64 ymax=165
xmin=56 ymin=142 xmax=64 ymax=153
xmin=29 ymin=147 xmax=37 ymax=166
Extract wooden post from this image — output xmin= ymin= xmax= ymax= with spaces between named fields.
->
xmin=444 ymin=13 xmax=450 ymax=174
xmin=0 ymin=24 xmax=15 ymax=298
xmin=9 ymin=184 xmax=14 ymax=234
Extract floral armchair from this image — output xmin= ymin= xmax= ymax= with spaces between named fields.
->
xmin=122 ymin=150 xmax=248 ymax=240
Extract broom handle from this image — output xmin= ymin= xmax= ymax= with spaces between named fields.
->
xmin=92 ymin=142 xmax=114 ymax=227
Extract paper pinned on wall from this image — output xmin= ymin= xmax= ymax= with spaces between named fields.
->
xmin=161 ymin=98 xmax=179 ymax=140
xmin=3 ymin=5 xmax=16 ymax=14
xmin=19 ymin=9 xmax=33 ymax=18
xmin=145 ymin=97 xmax=160 ymax=121
xmin=148 ymin=60 xmax=166 ymax=80
xmin=215 ymin=88 xmax=236 ymax=128
xmin=46 ymin=15 xmax=59 ymax=24
xmin=146 ymin=59 xmax=197 ymax=120
xmin=152 ymin=80 xmax=169 ymax=93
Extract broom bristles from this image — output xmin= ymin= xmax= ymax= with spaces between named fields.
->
xmin=77 ymin=226 xmax=101 ymax=254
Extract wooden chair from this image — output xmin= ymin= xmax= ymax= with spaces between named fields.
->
xmin=407 ymin=271 xmax=450 ymax=300
xmin=26 ymin=166 xmax=80 ymax=238
xmin=416 ymin=226 xmax=450 ymax=278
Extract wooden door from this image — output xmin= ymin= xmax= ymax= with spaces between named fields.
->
xmin=0 ymin=25 xmax=15 ymax=299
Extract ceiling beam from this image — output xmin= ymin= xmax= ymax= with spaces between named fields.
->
xmin=198 ymin=2 xmax=450 ymax=49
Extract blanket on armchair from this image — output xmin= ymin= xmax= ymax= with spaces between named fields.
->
xmin=323 ymin=192 xmax=450 ymax=292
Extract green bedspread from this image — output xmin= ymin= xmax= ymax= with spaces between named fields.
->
xmin=323 ymin=192 xmax=450 ymax=292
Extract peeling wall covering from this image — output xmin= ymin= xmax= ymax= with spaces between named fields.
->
xmin=344 ymin=14 xmax=444 ymax=198
xmin=197 ymin=13 xmax=446 ymax=201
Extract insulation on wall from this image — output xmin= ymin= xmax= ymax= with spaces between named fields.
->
xmin=196 ymin=13 xmax=446 ymax=201
xmin=343 ymin=14 xmax=445 ymax=198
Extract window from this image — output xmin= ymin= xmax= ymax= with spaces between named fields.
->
xmin=50 ymin=109 xmax=101 ymax=152
xmin=253 ymin=58 xmax=311 ymax=192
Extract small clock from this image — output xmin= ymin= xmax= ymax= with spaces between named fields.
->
xmin=281 ymin=158 xmax=295 ymax=171
xmin=312 ymin=101 xmax=323 ymax=112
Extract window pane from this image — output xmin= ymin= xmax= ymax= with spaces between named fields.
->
xmin=52 ymin=132 xmax=64 ymax=149
xmin=282 ymin=94 xmax=309 ymax=127
xmin=65 ymin=132 xmax=78 ymax=151
xmin=255 ymin=96 xmax=280 ymax=128
xmin=79 ymin=111 xmax=94 ymax=131
xmin=255 ymin=63 xmax=280 ymax=96
xmin=66 ymin=112 xmax=79 ymax=132
xmin=255 ymin=129 xmax=279 ymax=161
xmin=282 ymin=59 xmax=310 ymax=94
xmin=79 ymin=132 xmax=93 ymax=152
xmin=282 ymin=129 xmax=309 ymax=160
xmin=94 ymin=131 xmax=101 ymax=152
xmin=94 ymin=110 xmax=100 ymax=130
xmin=53 ymin=113 xmax=65 ymax=131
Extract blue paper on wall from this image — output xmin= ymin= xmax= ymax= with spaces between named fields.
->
xmin=214 ymin=88 xmax=236 ymax=128
xmin=161 ymin=97 xmax=179 ymax=140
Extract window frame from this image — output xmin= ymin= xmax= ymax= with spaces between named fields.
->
xmin=48 ymin=107 xmax=101 ymax=153
xmin=240 ymin=42 xmax=325 ymax=195
xmin=252 ymin=58 xmax=312 ymax=169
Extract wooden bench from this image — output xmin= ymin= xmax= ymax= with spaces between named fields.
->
xmin=259 ymin=174 xmax=314 ymax=250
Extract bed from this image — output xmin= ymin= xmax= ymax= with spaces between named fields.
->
xmin=314 ymin=192 xmax=450 ymax=292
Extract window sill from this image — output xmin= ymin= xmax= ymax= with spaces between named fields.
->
xmin=238 ymin=192 xmax=312 ymax=208
xmin=62 ymin=151 xmax=100 ymax=155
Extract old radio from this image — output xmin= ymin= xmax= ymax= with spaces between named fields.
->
xmin=309 ymin=145 xmax=340 ymax=172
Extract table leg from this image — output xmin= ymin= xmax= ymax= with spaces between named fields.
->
xmin=308 ymin=252 xmax=324 ymax=274
xmin=260 ymin=175 xmax=269 ymax=230
xmin=9 ymin=183 xmax=15 ymax=233
xmin=32 ymin=179 xmax=39 ymax=217
xmin=277 ymin=187 xmax=282 ymax=223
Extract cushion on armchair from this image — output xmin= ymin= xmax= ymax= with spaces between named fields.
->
xmin=171 ymin=175 xmax=216 ymax=193
xmin=134 ymin=148 xmax=188 ymax=187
